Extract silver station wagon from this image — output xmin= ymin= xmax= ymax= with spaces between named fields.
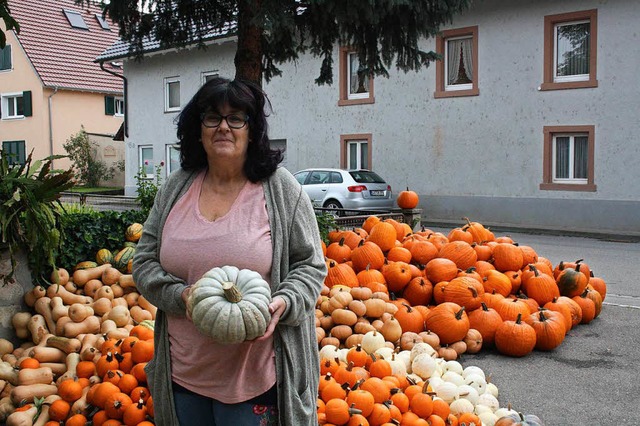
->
xmin=293 ymin=168 xmax=394 ymax=215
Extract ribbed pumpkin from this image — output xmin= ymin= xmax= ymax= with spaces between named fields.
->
xmin=187 ymin=266 xmax=272 ymax=344
xmin=96 ymin=248 xmax=115 ymax=265
xmin=367 ymin=221 xmax=397 ymax=252
xmin=113 ymin=247 xmax=136 ymax=273
xmin=437 ymin=241 xmax=477 ymax=270
xmin=396 ymin=187 xmax=419 ymax=210
xmin=491 ymin=243 xmax=524 ymax=272
xmin=425 ymin=302 xmax=470 ymax=345
xmin=556 ymin=266 xmax=588 ymax=298
xmin=125 ymin=223 xmax=144 ymax=242
xmin=494 ymin=313 xmax=536 ymax=357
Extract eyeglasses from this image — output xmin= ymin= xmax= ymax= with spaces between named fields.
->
xmin=200 ymin=112 xmax=249 ymax=129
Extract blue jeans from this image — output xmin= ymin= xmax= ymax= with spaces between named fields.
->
xmin=173 ymin=382 xmax=278 ymax=426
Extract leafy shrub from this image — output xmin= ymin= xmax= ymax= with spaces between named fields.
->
xmin=63 ymin=127 xmax=117 ymax=187
xmin=57 ymin=209 xmax=147 ymax=270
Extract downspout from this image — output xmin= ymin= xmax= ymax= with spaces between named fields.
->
xmin=99 ymin=61 xmax=128 ymax=137
xmin=48 ymin=87 xmax=59 ymax=168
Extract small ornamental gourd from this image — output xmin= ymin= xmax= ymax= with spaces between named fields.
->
xmin=187 ymin=266 xmax=272 ymax=344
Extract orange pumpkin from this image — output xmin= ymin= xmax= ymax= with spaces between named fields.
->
xmin=397 ymin=187 xmax=419 ymax=209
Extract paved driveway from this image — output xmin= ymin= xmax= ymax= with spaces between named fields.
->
xmin=428 ymin=227 xmax=640 ymax=425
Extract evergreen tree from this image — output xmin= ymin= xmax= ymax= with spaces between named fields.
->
xmin=81 ymin=0 xmax=471 ymax=86
xmin=0 ymin=0 xmax=20 ymax=48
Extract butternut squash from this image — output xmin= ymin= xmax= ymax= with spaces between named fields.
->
xmin=100 ymin=319 xmax=117 ymax=335
xmin=28 ymin=347 xmax=66 ymax=364
xmin=0 ymin=396 xmax=15 ymax=423
xmin=111 ymin=297 xmax=128 ymax=309
xmin=64 ymin=280 xmax=79 ymax=294
xmin=68 ymin=304 xmax=94 ymax=323
xmin=10 ymin=383 xmax=58 ymax=404
xmin=55 ymin=353 xmax=80 ymax=385
xmin=5 ymin=403 xmax=37 ymax=426
xmin=49 ymin=297 xmax=68 ymax=322
xmin=107 ymin=305 xmax=131 ymax=327
xmin=110 ymin=283 xmax=125 ymax=298
xmin=54 ymin=317 xmax=73 ymax=337
xmin=82 ymin=279 xmax=103 ymax=298
xmin=26 ymin=315 xmax=48 ymax=345
xmin=93 ymin=285 xmax=114 ymax=301
xmin=130 ymin=306 xmax=153 ymax=324
xmin=80 ymin=346 xmax=100 ymax=363
xmin=70 ymin=385 xmax=90 ymax=415
xmin=24 ymin=286 xmax=46 ymax=308
xmin=37 ymin=363 xmax=66 ymax=377
xmin=137 ymin=295 xmax=157 ymax=319
xmin=123 ymin=292 xmax=139 ymax=308
xmin=0 ymin=361 xmax=19 ymax=385
xmin=11 ymin=312 xmax=32 ymax=341
xmin=17 ymin=367 xmax=53 ymax=386
xmin=62 ymin=316 xmax=100 ymax=338
xmin=92 ymin=298 xmax=112 ymax=316
xmin=45 ymin=336 xmax=81 ymax=355
xmin=101 ymin=266 xmax=122 ymax=286
xmin=50 ymin=267 xmax=70 ymax=286
xmin=46 ymin=284 xmax=91 ymax=305
xmin=0 ymin=339 xmax=13 ymax=358
xmin=106 ymin=328 xmax=130 ymax=340
xmin=79 ymin=334 xmax=99 ymax=354
xmin=33 ymin=297 xmax=55 ymax=334
xmin=119 ymin=274 xmax=136 ymax=289
xmin=72 ymin=263 xmax=111 ymax=286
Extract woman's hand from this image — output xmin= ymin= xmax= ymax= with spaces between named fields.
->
xmin=257 ymin=296 xmax=286 ymax=340
xmin=182 ymin=286 xmax=192 ymax=321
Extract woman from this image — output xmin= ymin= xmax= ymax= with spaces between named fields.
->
xmin=132 ymin=77 xmax=327 ymax=426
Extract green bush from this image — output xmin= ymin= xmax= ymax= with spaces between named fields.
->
xmin=57 ymin=209 xmax=147 ymax=270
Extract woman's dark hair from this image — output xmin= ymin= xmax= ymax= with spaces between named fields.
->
xmin=176 ymin=77 xmax=283 ymax=182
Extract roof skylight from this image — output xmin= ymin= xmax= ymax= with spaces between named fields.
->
xmin=63 ymin=9 xmax=88 ymax=30
xmin=95 ymin=13 xmax=111 ymax=30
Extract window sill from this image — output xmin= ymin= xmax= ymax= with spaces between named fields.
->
xmin=434 ymin=88 xmax=479 ymax=98
xmin=539 ymin=183 xmax=597 ymax=192
xmin=1 ymin=116 xmax=25 ymax=121
xmin=539 ymin=79 xmax=598 ymax=91
xmin=164 ymin=108 xmax=181 ymax=113
xmin=338 ymin=97 xmax=375 ymax=106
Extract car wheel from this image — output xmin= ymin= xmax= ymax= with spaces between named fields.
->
xmin=323 ymin=200 xmax=343 ymax=217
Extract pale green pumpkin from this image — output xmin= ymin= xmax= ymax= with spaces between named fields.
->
xmin=187 ymin=266 xmax=272 ymax=344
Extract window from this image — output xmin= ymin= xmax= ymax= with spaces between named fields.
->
xmin=0 ymin=45 xmax=11 ymax=71
xmin=435 ymin=26 xmax=479 ymax=98
xmin=541 ymin=9 xmax=597 ymax=90
xmin=2 ymin=140 xmax=26 ymax=166
xmin=340 ymin=134 xmax=372 ymax=169
xmin=114 ymin=98 xmax=124 ymax=116
xmin=202 ymin=71 xmax=219 ymax=85
xmin=1 ymin=92 xmax=32 ymax=119
xmin=139 ymin=146 xmax=154 ymax=178
xmin=541 ymin=125 xmax=596 ymax=191
xmin=338 ymin=48 xmax=374 ymax=106
xmin=95 ymin=13 xmax=110 ymax=30
xmin=166 ymin=144 xmax=180 ymax=175
xmin=63 ymin=9 xmax=88 ymax=29
xmin=164 ymin=77 xmax=180 ymax=112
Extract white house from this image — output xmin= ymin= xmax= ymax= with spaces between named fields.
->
xmin=96 ymin=0 xmax=640 ymax=236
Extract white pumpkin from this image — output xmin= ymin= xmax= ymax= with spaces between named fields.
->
xmin=361 ymin=330 xmax=386 ymax=354
xmin=411 ymin=353 xmax=437 ymax=379
xmin=187 ymin=266 xmax=272 ymax=344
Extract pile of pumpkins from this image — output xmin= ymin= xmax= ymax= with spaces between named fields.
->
xmin=317 ymin=211 xmax=606 ymax=360
xmin=0 ymin=223 xmax=158 ymax=425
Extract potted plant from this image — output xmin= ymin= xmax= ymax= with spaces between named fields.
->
xmin=1 ymin=149 xmax=74 ymax=286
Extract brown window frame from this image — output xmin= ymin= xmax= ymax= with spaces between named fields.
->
xmin=434 ymin=26 xmax=479 ymax=99
xmin=540 ymin=125 xmax=596 ymax=192
xmin=338 ymin=48 xmax=375 ymax=106
xmin=541 ymin=9 xmax=598 ymax=91
xmin=340 ymin=133 xmax=373 ymax=169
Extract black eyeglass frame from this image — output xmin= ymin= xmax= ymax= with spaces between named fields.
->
xmin=200 ymin=112 xmax=250 ymax=129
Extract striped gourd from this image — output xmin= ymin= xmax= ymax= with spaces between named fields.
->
xmin=125 ymin=223 xmax=144 ymax=242
xmin=113 ymin=246 xmax=136 ymax=272
xmin=95 ymin=248 xmax=114 ymax=265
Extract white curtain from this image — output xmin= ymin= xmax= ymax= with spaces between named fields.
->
xmin=349 ymin=54 xmax=369 ymax=94
xmin=447 ymin=37 xmax=473 ymax=85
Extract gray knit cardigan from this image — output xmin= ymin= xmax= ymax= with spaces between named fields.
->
xmin=132 ymin=167 xmax=327 ymax=426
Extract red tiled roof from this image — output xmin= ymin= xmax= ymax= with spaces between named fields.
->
xmin=9 ymin=0 xmax=123 ymax=94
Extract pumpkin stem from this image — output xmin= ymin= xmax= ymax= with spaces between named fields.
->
xmin=455 ymin=306 xmax=466 ymax=320
xmin=222 ymin=281 xmax=243 ymax=303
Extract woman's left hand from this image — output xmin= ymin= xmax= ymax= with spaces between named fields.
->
xmin=257 ymin=296 xmax=286 ymax=340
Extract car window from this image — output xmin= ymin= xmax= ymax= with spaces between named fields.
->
xmin=310 ymin=171 xmax=330 ymax=184
xmin=330 ymin=172 xmax=343 ymax=184
xmin=350 ymin=171 xmax=386 ymax=183
xmin=294 ymin=171 xmax=309 ymax=185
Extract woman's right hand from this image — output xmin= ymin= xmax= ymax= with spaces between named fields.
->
xmin=181 ymin=286 xmax=192 ymax=321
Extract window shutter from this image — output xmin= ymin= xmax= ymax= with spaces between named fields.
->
xmin=105 ymin=96 xmax=115 ymax=115
xmin=22 ymin=91 xmax=32 ymax=117
xmin=0 ymin=45 xmax=10 ymax=70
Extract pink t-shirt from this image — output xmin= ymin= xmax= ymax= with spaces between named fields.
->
xmin=160 ymin=170 xmax=275 ymax=403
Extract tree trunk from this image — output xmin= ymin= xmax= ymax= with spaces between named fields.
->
xmin=235 ymin=0 xmax=263 ymax=86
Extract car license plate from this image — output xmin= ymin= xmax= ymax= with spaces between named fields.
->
xmin=370 ymin=190 xmax=384 ymax=196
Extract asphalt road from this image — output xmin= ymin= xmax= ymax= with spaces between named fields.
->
xmin=427 ymin=226 xmax=640 ymax=425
